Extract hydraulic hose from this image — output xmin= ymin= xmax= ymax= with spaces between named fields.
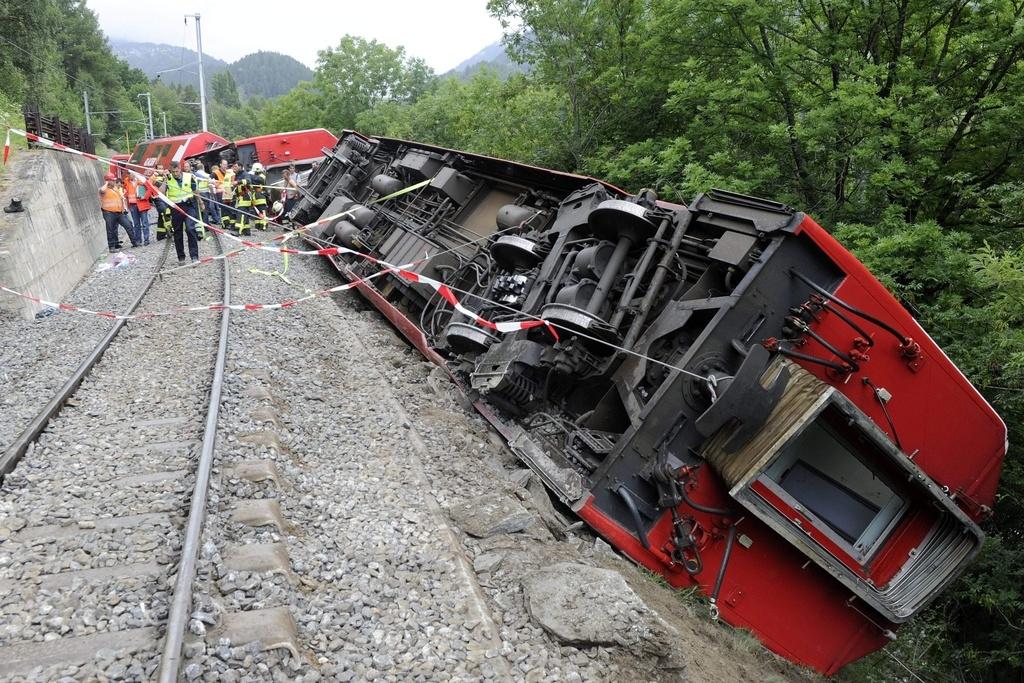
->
xmin=790 ymin=269 xmax=910 ymax=345
xmin=709 ymin=523 xmax=739 ymax=620
xmin=680 ymin=485 xmax=737 ymax=517
xmin=614 ymin=485 xmax=651 ymax=550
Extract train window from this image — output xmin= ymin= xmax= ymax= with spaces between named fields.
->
xmin=761 ymin=409 xmax=908 ymax=561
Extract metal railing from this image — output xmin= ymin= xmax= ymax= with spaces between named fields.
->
xmin=23 ymin=109 xmax=94 ymax=154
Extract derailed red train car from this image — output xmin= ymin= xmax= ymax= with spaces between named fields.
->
xmin=126 ymin=131 xmax=230 ymax=169
xmin=291 ymin=132 xmax=1007 ymax=674
xmin=200 ymin=128 xmax=338 ymax=184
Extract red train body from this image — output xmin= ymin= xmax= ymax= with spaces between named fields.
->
xmin=127 ymin=129 xmax=336 ymax=184
xmin=126 ymin=131 xmax=230 ymax=170
xmin=290 ymin=132 xmax=1006 ymax=675
xmin=230 ymin=128 xmax=337 ymax=173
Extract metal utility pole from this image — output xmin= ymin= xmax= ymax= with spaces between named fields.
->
xmin=162 ymin=112 xmax=168 ymax=137
xmin=187 ymin=13 xmax=208 ymax=132
xmin=137 ymin=93 xmax=154 ymax=139
xmin=83 ymin=91 xmax=91 ymax=134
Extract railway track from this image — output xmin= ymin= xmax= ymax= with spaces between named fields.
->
xmin=0 ymin=238 xmax=230 ymax=682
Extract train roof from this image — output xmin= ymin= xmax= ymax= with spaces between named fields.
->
xmin=128 ymin=132 xmax=230 ymax=168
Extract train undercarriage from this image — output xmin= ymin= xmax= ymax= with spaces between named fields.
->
xmin=290 ymin=131 xmax=1007 ymax=675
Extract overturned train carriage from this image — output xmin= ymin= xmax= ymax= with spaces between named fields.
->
xmin=292 ymin=132 xmax=1007 ymax=674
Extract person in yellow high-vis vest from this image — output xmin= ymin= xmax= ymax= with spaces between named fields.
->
xmin=234 ymin=173 xmax=254 ymax=236
xmin=158 ymin=162 xmax=201 ymax=264
xmin=213 ymin=159 xmax=230 ymax=228
xmin=250 ymin=162 xmax=269 ymax=230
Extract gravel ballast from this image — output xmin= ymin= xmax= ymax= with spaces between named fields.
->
xmin=183 ymin=241 xmax=816 ymax=683
xmin=0 ymin=242 xmax=170 ymax=451
xmin=0 ymin=238 xmax=225 ymax=682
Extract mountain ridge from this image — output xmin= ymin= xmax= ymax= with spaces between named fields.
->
xmin=443 ymin=39 xmax=527 ymax=80
xmin=109 ymin=39 xmax=312 ymax=99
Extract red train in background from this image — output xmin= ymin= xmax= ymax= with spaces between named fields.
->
xmin=215 ymin=128 xmax=337 ymax=180
xmin=126 ymin=131 xmax=230 ymax=170
xmin=287 ymin=132 xmax=1006 ymax=675
xmin=123 ymin=128 xmax=337 ymax=184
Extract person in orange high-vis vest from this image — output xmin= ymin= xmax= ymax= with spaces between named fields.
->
xmin=123 ymin=172 xmax=143 ymax=241
xmin=99 ymin=172 xmax=139 ymax=252
xmin=135 ymin=171 xmax=158 ymax=245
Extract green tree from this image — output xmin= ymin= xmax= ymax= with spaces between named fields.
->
xmin=313 ymin=35 xmax=436 ymax=131
xmin=211 ymin=70 xmax=241 ymax=108
xmin=583 ymin=0 xmax=1024 ymax=230
xmin=358 ymin=69 xmax=570 ymax=168
xmin=488 ymin=0 xmax=657 ymax=166
xmin=259 ymin=81 xmax=326 ymax=134
xmin=0 ymin=0 xmax=149 ymax=149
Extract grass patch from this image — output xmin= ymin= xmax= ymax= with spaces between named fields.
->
xmin=0 ymin=92 xmax=28 ymax=181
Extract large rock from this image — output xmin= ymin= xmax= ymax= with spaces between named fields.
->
xmin=447 ymin=493 xmax=536 ymax=538
xmin=522 ymin=562 xmax=681 ymax=662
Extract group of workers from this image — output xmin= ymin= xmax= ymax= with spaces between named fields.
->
xmin=98 ymin=158 xmax=301 ymax=265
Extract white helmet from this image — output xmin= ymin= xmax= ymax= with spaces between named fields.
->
xmin=251 ymin=162 xmax=264 ymax=173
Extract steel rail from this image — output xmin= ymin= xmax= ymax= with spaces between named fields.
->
xmin=157 ymin=232 xmax=231 ymax=682
xmin=0 ymin=240 xmax=172 ymax=479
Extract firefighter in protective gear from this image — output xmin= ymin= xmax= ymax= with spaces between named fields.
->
xmin=234 ymin=171 xmax=254 ymax=236
xmin=220 ymin=163 xmax=237 ymax=230
xmin=250 ymin=162 xmax=269 ymax=230
xmin=156 ymin=204 xmax=173 ymax=241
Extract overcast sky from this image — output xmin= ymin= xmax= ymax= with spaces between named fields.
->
xmin=85 ymin=0 xmax=506 ymax=73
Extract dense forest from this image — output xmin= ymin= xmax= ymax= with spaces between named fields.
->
xmin=229 ymin=51 xmax=312 ymax=99
xmin=0 ymin=0 xmax=1021 ymax=680
xmin=0 ymin=0 xmax=150 ymax=148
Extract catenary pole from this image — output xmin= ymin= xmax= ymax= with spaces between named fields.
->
xmin=189 ymin=13 xmax=208 ymax=132
xmin=137 ymin=93 xmax=154 ymax=139
xmin=83 ymin=91 xmax=91 ymax=135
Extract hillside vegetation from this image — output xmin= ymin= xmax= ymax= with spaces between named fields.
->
xmin=229 ymin=51 xmax=312 ymax=99
xmin=108 ymin=39 xmax=228 ymax=87
xmin=0 ymin=0 xmax=150 ymax=148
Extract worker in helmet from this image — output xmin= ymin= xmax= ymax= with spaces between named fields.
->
xmin=220 ymin=161 xmax=237 ymax=230
xmin=234 ymin=165 xmax=254 ymax=236
xmin=99 ymin=172 xmax=140 ymax=252
xmin=250 ymin=162 xmax=269 ymax=230
xmin=194 ymin=162 xmax=220 ymax=230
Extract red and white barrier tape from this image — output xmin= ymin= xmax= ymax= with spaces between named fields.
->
xmin=3 ymin=128 xmax=558 ymax=338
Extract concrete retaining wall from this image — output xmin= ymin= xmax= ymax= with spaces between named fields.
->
xmin=0 ymin=150 xmax=108 ymax=319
